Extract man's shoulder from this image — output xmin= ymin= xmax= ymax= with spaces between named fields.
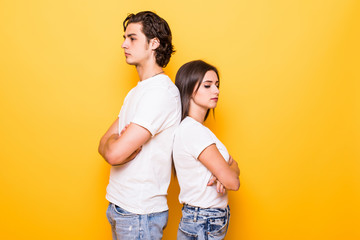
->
xmin=142 ymin=75 xmax=179 ymax=98
xmin=150 ymin=74 xmax=175 ymax=87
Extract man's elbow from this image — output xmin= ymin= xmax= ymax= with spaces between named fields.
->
xmin=98 ymin=143 xmax=104 ymax=157
xmin=104 ymin=151 xmax=124 ymax=166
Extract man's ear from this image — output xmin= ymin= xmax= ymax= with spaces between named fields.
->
xmin=150 ymin=38 xmax=160 ymax=50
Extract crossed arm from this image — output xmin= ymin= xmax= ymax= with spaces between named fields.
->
xmin=198 ymin=144 xmax=240 ymax=192
xmin=99 ymin=119 xmax=240 ymax=190
xmin=98 ymin=118 xmax=151 ymax=166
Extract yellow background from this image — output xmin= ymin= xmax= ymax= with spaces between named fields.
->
xmin=1 ymin=0 xmax=359 ymax=239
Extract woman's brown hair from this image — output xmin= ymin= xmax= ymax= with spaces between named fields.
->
xmin=175 ymin=60 xmax=220 ymax=121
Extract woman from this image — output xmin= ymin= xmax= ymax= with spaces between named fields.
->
xmin=173 ymin=60 xmax=240 ymax=239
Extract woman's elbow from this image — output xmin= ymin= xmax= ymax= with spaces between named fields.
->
xmin=227 ymin=178 xmax=240 ymax=191
xmin=233 ymin=179 xmax=240 ymax=191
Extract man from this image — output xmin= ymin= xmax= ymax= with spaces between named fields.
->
xmin=98 ymin=11 xmax=181 ymax=239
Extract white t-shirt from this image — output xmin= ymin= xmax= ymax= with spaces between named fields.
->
xmin=106 ymin=74 xmax=181 ymax=214
xmin=173 ymin=116 xmax=229 ymax=209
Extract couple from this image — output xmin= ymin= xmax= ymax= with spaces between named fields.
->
xmin=98 ymin=11 xmax=240 ymax=240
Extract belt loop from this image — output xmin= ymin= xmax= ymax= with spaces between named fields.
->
xmin=227 ymin=205 xmax=230 ymax=219
xmin=193 ymin=207 xmax=199 ymax=222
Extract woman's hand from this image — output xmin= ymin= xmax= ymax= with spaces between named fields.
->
xmin=207 ymin=175 xmax=226 ymax=194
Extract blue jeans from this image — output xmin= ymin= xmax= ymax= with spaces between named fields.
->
xmin=177 ymin=204 xmax=230 ymax=240
xmin=106 ymin=202 xmax=168 ymax=240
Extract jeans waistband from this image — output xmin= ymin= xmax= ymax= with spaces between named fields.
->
xmin=182 ymin=204 xmax=230 ymax=222
xmin=183 ymin=204 xmax=229 ymax=215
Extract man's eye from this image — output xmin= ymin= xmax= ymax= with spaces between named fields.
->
xmin=130 ymin=38 xmax=135 ymax=41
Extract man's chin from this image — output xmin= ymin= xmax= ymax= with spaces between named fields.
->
xmin=125 ymin=59 xmax=137 ymax=66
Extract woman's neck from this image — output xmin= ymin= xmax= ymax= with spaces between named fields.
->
xmin=188 ymin=104 xmax=207 ymax=124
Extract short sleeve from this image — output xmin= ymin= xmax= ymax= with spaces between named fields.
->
xmin=180 ymin=123 xmax=215 ymax=159
xmin=132 ymin=87 xmax=178 ymax=136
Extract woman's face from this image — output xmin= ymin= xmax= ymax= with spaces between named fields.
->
xmin=191 ymin=70 xmax=220 ymax=111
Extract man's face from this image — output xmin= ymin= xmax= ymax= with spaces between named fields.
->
xmin=121 ymin=23 xmax=153 ymax=66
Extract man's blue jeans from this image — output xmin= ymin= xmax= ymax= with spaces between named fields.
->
xmin=177 ymin=204 xmax=230 ymax=240
xmin=106 ymin=202 xmax=168 ymax=240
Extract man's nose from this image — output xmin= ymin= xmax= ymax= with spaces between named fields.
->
xmin=121 ymin=39 xmax=127 ymax=48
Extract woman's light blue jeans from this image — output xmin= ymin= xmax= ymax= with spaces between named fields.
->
xmin=177 ymin=204 xmax=230 ymax=240
xmin=106 ymin=202 xmax=168 ymax=240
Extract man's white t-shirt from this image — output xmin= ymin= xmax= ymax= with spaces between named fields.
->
xmin=106 ymin=74 xmax=181 ymax=214
xmin=173 ymin=116 xmax=229 ymax=209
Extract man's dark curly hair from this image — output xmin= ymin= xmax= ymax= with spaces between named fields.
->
xmin=123 ymin=11 xmax=175 ymax=68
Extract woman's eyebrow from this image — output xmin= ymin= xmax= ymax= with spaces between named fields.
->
xmin=202 ymin=80 xmax=218 ymax=83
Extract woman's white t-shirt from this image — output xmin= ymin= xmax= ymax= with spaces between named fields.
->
xmin=173 ymin=116 xmax=229 ymax=209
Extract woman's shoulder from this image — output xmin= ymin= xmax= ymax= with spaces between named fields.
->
xmin=176 ymin=117 xmax=212 ymax=139
xmin=178 ymin=117 xmax=204 ymax=130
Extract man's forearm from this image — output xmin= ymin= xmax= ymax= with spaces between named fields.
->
xmin=102 ymin=133 xmax=126 ymax=165
xmin=98 ymin=118 xmax=120 ymax=158
xmin=99 ymin=122 xmax=151 ymax=166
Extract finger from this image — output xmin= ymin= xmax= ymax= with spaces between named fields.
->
xmin=207 ymin=175 xmax=216 ymax=186
xmin=207 ymin=175 xmax=213 ymax=184
xmin=120 ymin=127 xmax=126 ymax=135
xmin=134 ymin=147 xmax=142 ymax=155
xmin=210 ymin=175 xmax=217 ymax=186
xmin=120 ymin=124 xmax=130 ymax=135
xmin=228 ymin=155 xmax=233 ymax=165
xmin=129 ymin=147 xmax=142 ymax=160
xmin=216 ymin=180 xmax=221 ymax=193
xmin=221 ymin=185 xmax=226 ymax=194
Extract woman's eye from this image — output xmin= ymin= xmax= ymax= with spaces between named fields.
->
xmin=204 ymin=85 xmax=211 ymax=88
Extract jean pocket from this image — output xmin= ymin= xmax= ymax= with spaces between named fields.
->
xmin=112 ymin=204 xmax=136 ymax=217
xmin=178 ymin=215 xmax=202 ymax=239
xmin=178 ymin=225 xmax=198 ymax=239
xmin=208 ymin=216 xmax=229 ymax=238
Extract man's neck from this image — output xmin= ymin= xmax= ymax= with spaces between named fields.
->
xmin=136 ymin=62 xmax=164 ymax=81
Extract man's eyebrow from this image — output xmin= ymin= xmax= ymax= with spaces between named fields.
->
xmin=123 ymin=33 xmax=137 ymax=38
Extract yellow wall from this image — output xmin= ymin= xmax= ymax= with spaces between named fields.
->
xmin=1 ymin=0 xmax=359 ymax=239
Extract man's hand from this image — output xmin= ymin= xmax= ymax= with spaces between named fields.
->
xmin=228 ymin=155 xmax=234 ymax=165
xmin=120 ymin=124 xmax=130 ymax=135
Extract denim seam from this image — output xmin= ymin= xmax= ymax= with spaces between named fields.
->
xmin=207 ymin=216 xmax=228 ymax=237
xmin=112 ymin=203 xmax=137 ymax=217
xmin=178 ymin=225 xmax=198 ymax=238
xmin=208 ymin=205 xmax=230 ymax=237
